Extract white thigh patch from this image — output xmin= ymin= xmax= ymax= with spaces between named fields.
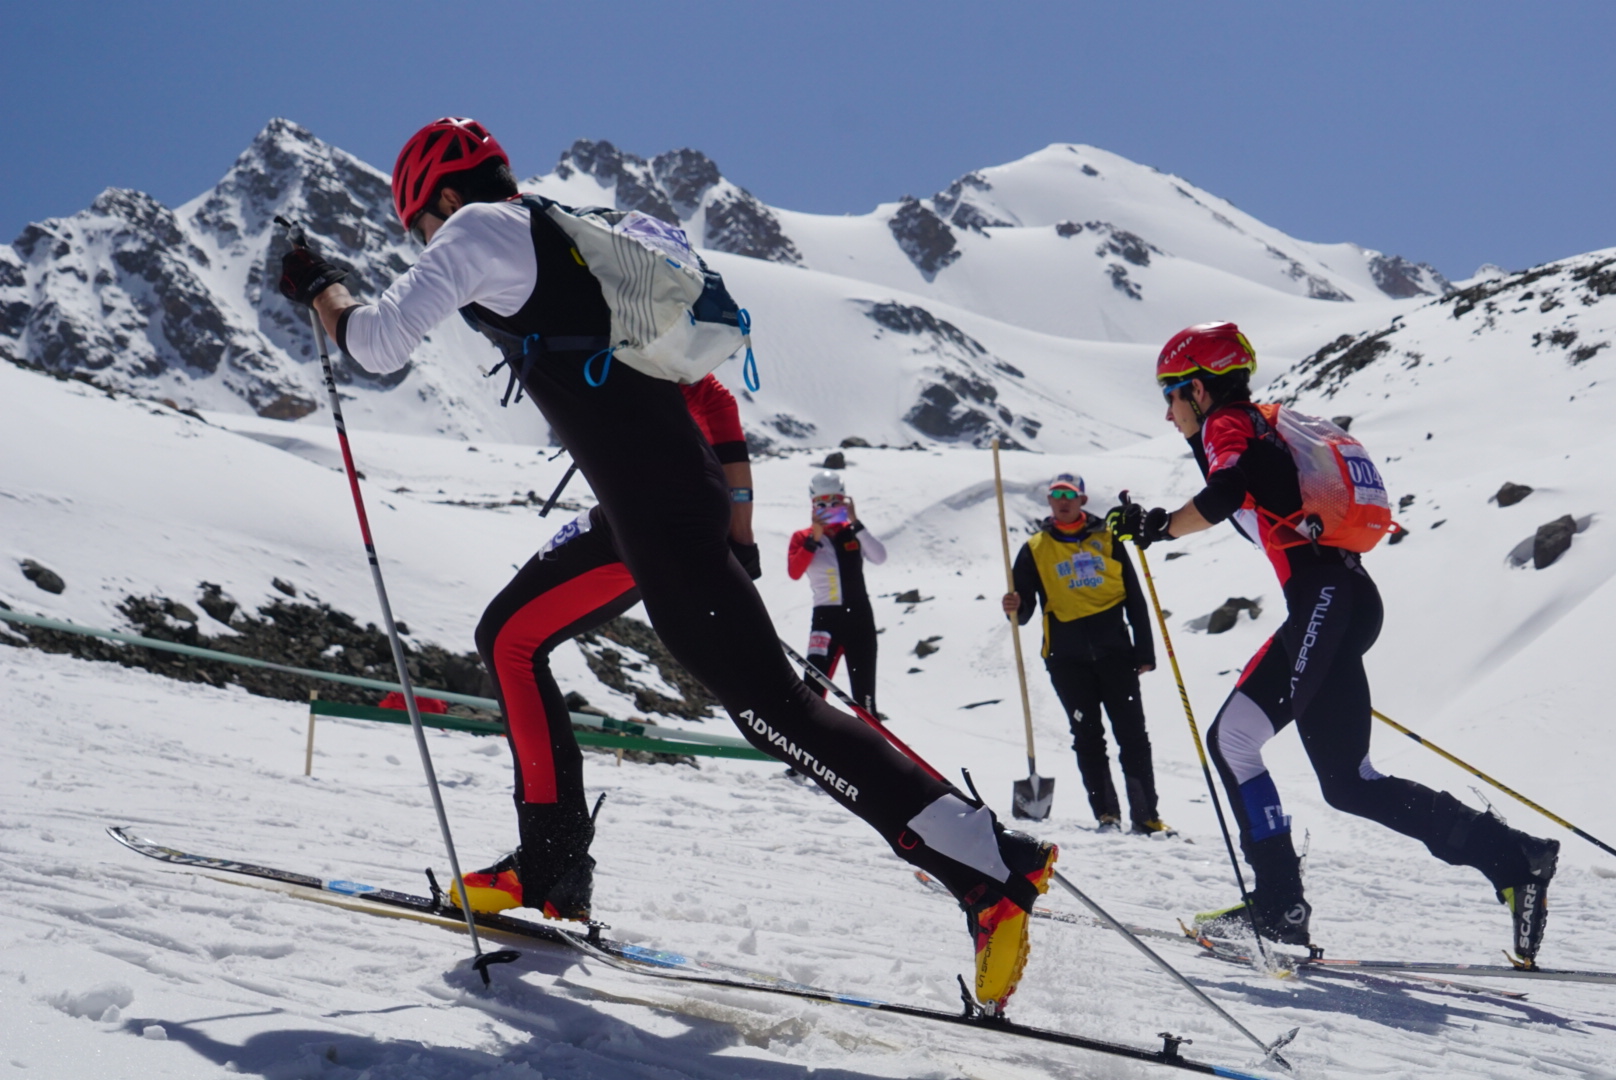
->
xmin=1214 ymin=690 xmax=1280 ymax=785
xmin=907 ymin=794 xmax=1011 ymax=883
xmin=539 ymin=508 xmax=595 ymax=557
xmin=807 ymin=631 xmax=833 ymax=656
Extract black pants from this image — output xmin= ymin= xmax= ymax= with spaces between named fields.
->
xmin=806 ymin=602 xmax=879 ymax=714
xmin=1047 ymin=654 xmax=1157 ymax=824
xmin=507 ymin=350 xmax=1011 ymax=902
xmin=1206 ymin=553 xmax=1530 ymax=897
xmin=474 ymin=514 xmax=638 ymax=899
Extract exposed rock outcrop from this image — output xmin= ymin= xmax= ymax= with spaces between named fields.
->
xmin=888 ymin=197 xmax=960 ymax=279
xmin=1369 ymin=253 xmax=1452 ymax=298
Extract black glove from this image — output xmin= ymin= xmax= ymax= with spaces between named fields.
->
xmin=1105 ymin=502 xmax=1143 ymax=540
xmin=1140 ymin=506 xmax=1173 ymax=546
xmin=729 ymin=538 xmax=762 ymax=580
xmin=279 ymin=247 xmax=348 ymax=306
xmin=1107 ymin=503 xmax=1174 ymax=548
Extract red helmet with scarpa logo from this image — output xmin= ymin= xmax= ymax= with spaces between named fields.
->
xmin=391 ymin=118 xmax=509 ymax=230
xmin=1156 ymin=322 xmax=1257 ymax=385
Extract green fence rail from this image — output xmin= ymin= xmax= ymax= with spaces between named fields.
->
xmin=0 ymin=607 xmax=764 ymax=756
xmin=304 ymin=697 xmax=771 ymax=765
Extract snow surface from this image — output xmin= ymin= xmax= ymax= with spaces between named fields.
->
xmin=6 ymin=253 xmax=1616 ymax=1076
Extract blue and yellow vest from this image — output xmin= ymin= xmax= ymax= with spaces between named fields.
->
xmin=1028 ymin=523 xmax=1126 ymax=658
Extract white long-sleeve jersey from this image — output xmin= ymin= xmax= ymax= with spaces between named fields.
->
xmin=787 ymin=522 xmax=887 ymax=607
xmin=337 ymin=200 xmax=536 ymax=375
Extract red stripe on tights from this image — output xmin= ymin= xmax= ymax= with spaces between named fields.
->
xmin=496 ymin=563 xmax=637 ymax=803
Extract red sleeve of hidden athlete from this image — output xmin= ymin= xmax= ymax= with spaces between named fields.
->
xmin=680 ymin=376 xmax=749 ymax=464
xmin=787 ymin=528 xmax=819 ymax=580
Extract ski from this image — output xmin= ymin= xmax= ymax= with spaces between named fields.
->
xmin=1288 ymin=953 xmax=1613 ymax=985
xmin=109 ymin=827 xmax=1284 ymax=1078
xmin=917 ymin=872 xmax=1536 ymax=999
xmin=1180 ymin=920 xmax=1615 ymax=985
xmin=1180 ymin=926 xmax=1531 ymax=999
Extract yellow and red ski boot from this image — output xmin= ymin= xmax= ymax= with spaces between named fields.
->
xmin=964 ymin=832 xmax=1059 ymax=1014
xmin=448 ymin=853 xmax=524 ymax=914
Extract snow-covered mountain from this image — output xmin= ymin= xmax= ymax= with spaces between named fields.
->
xmin=1 ymin=120 xmax=1448 ymax=451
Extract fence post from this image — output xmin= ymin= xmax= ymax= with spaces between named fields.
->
xmin=305 ymin=691 xmax=318 ymax=777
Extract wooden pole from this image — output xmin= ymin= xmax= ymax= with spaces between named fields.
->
xmin=992 ymin=439 xmax=1039 ymax=776
xmin=305 ymin=691 xmax=318 ymax=777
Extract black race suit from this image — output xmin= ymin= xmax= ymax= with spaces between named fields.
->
xmin=352 ymin=195 xmax=1040 ymax=914
xmin=1191 ymin=403 xmax=1537 ymax=905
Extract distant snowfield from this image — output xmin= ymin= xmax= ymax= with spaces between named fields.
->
xmin=7 ymin=282 xmax=1616 ymax=1079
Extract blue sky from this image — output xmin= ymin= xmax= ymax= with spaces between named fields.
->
xmin=3 ymin=0 xmax=1612 ymax=279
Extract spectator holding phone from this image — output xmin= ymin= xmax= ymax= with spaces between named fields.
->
xmin=787 ymin=470 xmax=887 ymax=715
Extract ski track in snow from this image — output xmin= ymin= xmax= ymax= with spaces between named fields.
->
xmin=5 ymin=645 xmax=1616 ymax=1080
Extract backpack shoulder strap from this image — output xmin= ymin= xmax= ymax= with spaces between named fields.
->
xmin=1238 ymin=402 xmax=1285 ymax=449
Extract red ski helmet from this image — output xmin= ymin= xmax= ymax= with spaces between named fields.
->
xmin=391 ymin=117 xmax=509 ymax=230
xmin=1156 ymin=322 xmax=1258 ymax=386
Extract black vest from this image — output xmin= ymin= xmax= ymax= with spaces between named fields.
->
xmin=461 ymin=196 xmax=612 ymax=359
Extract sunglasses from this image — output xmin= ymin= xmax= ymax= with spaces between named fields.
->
xmin=1160 ymin=377 xmax=1194 ymax=401
xmin=1048 ymin=489 xmax=1081 ymax=500
xmin=812 ymin=495 xmax=846 ymax=505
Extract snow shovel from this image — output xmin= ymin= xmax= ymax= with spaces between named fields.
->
xmin=992 ymin=439 xmax=1054 ymax=820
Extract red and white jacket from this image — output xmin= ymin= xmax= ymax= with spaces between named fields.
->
xmin=787 ymin=522 xmax=887 ymax=607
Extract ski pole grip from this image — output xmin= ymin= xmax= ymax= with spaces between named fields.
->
xmin=274 ymin=214 xmax=308 ymax=250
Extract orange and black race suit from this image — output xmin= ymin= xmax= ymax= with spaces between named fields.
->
xmin=1193 ymin=403 xmax=1532 ymax=898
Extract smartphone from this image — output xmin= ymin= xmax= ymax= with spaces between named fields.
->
xmin=818 ymin=506 xmax=849 ymax=525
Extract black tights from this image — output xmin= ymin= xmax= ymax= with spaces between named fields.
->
xmin=1207 ymin=554 xmax=1528 ymax=895
xmin=805 ymin=602 xmax=880 ymax=715
xmin=507 ymin=350 xmax=1018 ymax=902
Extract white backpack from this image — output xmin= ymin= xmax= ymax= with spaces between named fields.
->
xmin=536 ymin=197 xmax=758 ymax=389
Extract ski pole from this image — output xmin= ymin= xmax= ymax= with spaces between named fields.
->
xmin=539 ymin=461 xmax=578 ymax=517
xmin=779 ymin=638 xmax=949 ymax=784
xmin=1049 ymin=870 xmax=1298 ymax=1071
xmin=781 ymin=637 xmax=882 ymax=726
xmin=1121 ymin=492 xmax=1270 ymax=963
xmin=276 ymin=217 xmax=517 ymax=985
xmin=1372 ymin=708 xmax=1616 ymax=860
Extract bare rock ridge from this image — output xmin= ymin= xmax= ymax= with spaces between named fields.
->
xmin=932 ymin=171 xmax=1015 ymax=233
xmin=862 ymin=300 xmax=1037 ymax=448
xmin=1274 ymin=252 xmax=1616 ymax=402
xmin=888 ymin=197 xmax=960 ymax=279
xmin=551 ymin=139 xmax=803 ymax=266
xmin=1369 ymin=253 xmax=1452 ymax=299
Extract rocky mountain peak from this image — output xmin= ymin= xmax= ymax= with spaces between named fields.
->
xmin=555 ymin=139 xmax=678 ymax=223
xmin=1368 ymin=253 xmax=1453 ymax=299
xmin=932 ymin=171 xmax=1015 ymax=233
xmin=547 ymin=140 xmax=800 ymax=264
xmin=652 ymin=149 xmax=722 ymax=217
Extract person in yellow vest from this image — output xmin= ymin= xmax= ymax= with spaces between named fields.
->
xmin=1001 ymin=474 xmax=1170 ymax=835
